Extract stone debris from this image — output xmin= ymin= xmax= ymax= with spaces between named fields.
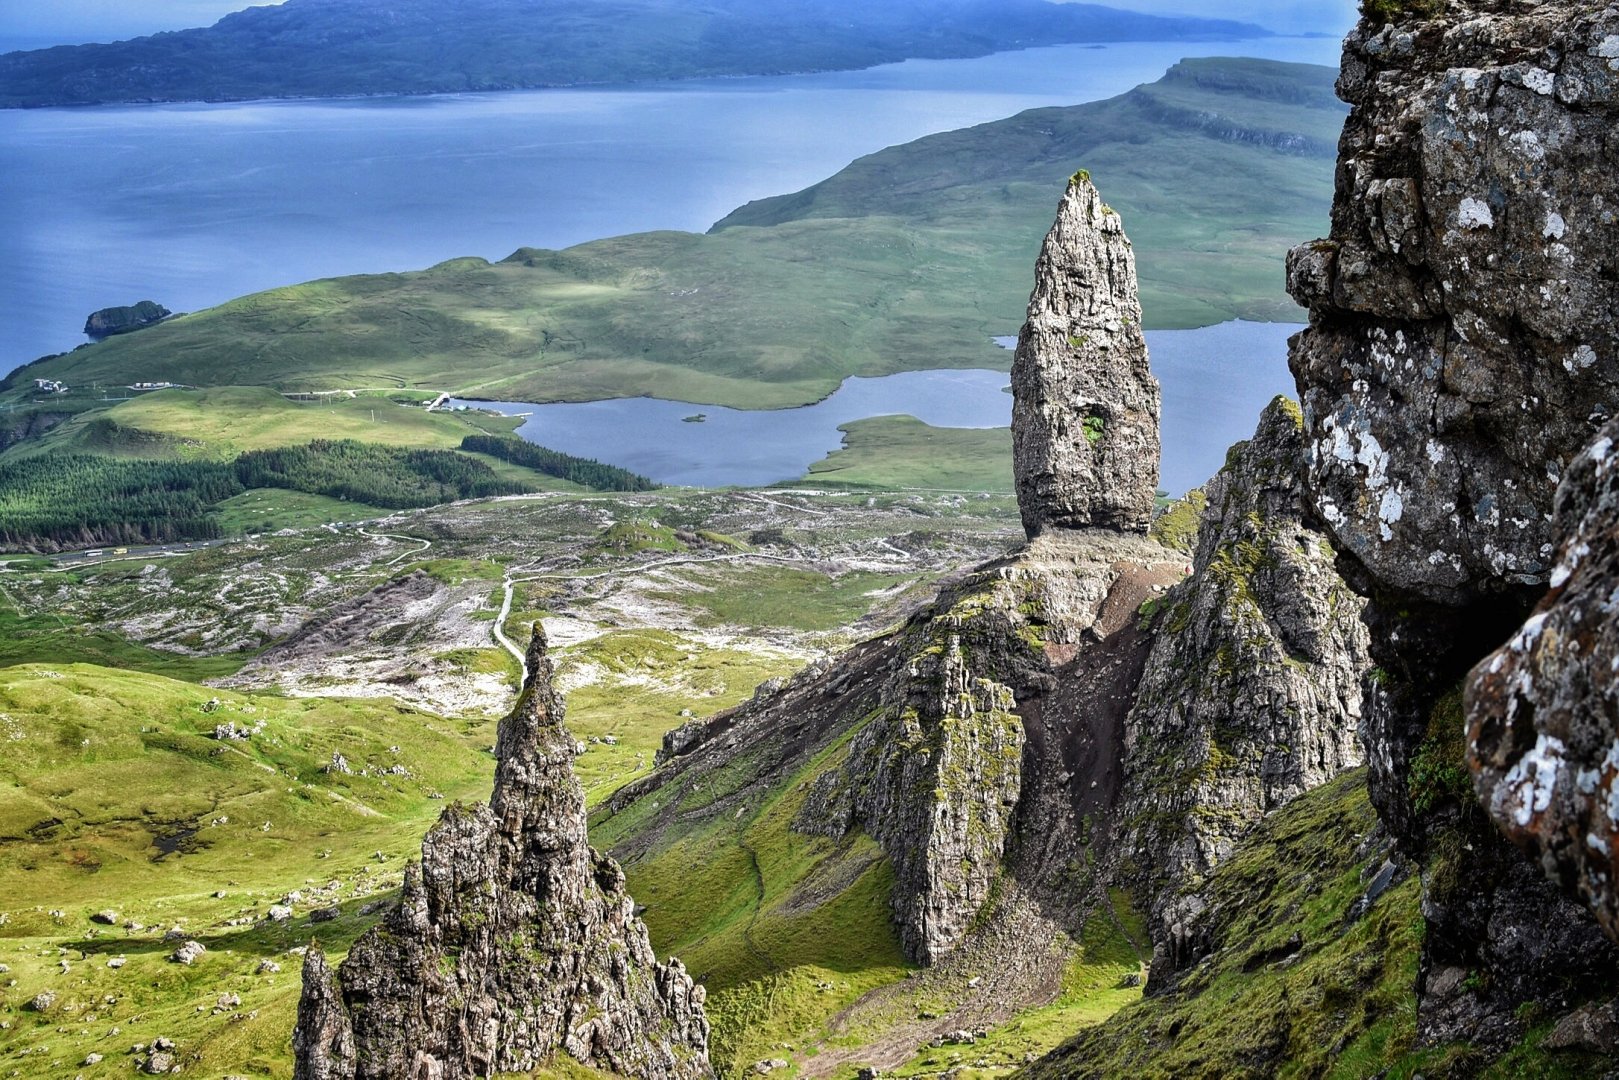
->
xmin=170 ymin=940 xmax=206 ymax=965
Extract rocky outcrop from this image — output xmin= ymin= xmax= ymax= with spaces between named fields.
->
xmin=1468 ymin=417 xmax=1619 ymax=943
xmin=83 ymin=300 xmax=170 ymax=338
xmin=1118 ymin=396 xmax=1369 ymax=976
xmin=1287 ymin=0 xmax=1619 ymax=1046
xmin=1287 ymin=4 xmax=1619 ymax=605
xmin=291 ymin=626 xmax=710 ymax=1080
xmin=794 ymin=530 xmax=1178 ymax=964
xmin=1012 ymin=173 xmax=1160 ymax=539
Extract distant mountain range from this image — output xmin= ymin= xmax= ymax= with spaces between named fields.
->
xmin=0 ymin=0 xmax=1267 ymax=108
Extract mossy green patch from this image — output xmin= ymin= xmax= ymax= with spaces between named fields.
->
xmin=1028 ymin=770 xmax=1428 ymax=1079
xmin=801 ymin=416 xmax=1013 ymax=493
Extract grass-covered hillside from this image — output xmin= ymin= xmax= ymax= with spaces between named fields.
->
xmin=12 ymin=59 xmax=1341 ymax=412
xmin=0 ymin=0 xmax=1261 ymax=109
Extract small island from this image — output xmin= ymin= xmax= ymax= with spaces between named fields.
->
xmin=682 ymin=413 xmax=708 ymax=424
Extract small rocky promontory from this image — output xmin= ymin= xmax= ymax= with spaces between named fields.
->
xmin=1011 ymin=173 xmax=1160 ymax=539
xmin=1120 ymin=396 xmax=1370 ymax=982
xmin=83 ymin=300 xmax=171 ymax=338
xmin=292 ymin=626 xmax=711 ymax=1080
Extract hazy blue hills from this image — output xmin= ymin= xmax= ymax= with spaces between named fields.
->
xmin=0 ymin=0 xmax=1267 ymax=108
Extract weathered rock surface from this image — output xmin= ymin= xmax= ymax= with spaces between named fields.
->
xmin=1469 ymin=417 xmax=1619 ymax=942
xmin=1287 ymin=3 xmax=1619 ymax=606
xmin=1287 ymin=0 xmax=1619 ymax=1047
xmin=1118 ymin=397 xmax=1369 ymax=975
xmin=292 ymin=626 xmax=710 ymax=1080
xmin=1012 ymin=173 xmax=1160 ymax=539
xmin=83 ymin=300 xmax=170 ymax=338
xmin=794 ymin=529 xmax=1179 ymax=964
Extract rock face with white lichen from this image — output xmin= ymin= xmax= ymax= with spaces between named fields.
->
xmin=1012 ymin=173 xmax=1160 ymax=539
xmin=1287 ymin=0 xmax=1619 ymax=1048
xmin=1468 ymin=416 xmax=1619 ymax=942
xmin=292 ymin=627 xmax=711 ymax=1080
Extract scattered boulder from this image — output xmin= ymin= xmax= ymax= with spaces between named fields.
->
xmin=28 ymin=991 xmax=55 ymax=1012
xmin=171 ymin=940 xmax=206 ymax=965
xmin=91 ymin=910 xmax=119 ymax=925
xmin=310 ymin=906 xmax=340 ymax=924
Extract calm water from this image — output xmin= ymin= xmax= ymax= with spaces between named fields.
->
xmin=0 ymin=36 xmax=1340 ymax=373
xmin=458 ymin=320 xmax=1303 ymax=494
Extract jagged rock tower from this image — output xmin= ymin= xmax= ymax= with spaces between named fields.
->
xmin=1012 ymin=172 xmax=1161 ymax=538
xmin=292 ymin=627 xmax=711 ymax=1080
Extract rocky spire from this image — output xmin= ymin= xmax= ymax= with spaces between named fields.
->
xmin=1011 ymin=172 xmax=1160 ymax=539
xmin=292 ymin=625 xmax=711 ymax=1080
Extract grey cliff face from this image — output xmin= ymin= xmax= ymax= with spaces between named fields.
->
xmin=1120 ymin=397 xmax=1369 ymax=970
xmin=1287 ymin=0 xmax=1619 ymax=1046
xmin=292 ymin=627 xmax=711 ymax=1080
xmin=1287 ymin=3 xmax=1619 ymax=604
xmin=1012 ymin=174 xmax=1160 ymax=539
xmin=1468 ymin=417 xmax=1619 ymax=943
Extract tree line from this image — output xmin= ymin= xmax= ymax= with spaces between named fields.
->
xmin=459 ymin=435 xmax=657 ymax=491
xmin=0 ymin=436 xmax=653 ymax=552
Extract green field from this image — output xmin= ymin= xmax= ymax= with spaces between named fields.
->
xmin=12 ymin=59 xmax=1341 ymax=413
xmin=800 ymin=416 xmax=1014 ymax=492
xmin=0 ymin=663 xmax=498 ymax=1078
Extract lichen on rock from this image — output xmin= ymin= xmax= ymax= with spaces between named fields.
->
xmin=1285 ymin=0 xmax=1619 ymax=1046
xmin=1012 ymin=174 xmax=1160 ymax=539
xmin=1469 ymin=417 xmax=1619 ymax=943
xmin=291 ymin=626 xmax=711 ymax=1080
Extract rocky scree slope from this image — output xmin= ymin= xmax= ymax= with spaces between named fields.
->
xmin=292 ymin=627 xmax=710 ymax=1080
xmin=597 ymin=177 xmax=1368 ymax=1070
xmin=1286 ymin=0 xmax=1619 ymax=1051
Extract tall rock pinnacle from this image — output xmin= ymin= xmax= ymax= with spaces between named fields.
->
xmin=292 ymin=626 xmax=711 ymax=1080
xmin=1012 ymin=172 xmax=1161 ymax=539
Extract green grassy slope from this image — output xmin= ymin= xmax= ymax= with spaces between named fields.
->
xmin=0 ymin=0 xmax=1261 ymax=109
xmin=716 ymin=57 xmax=1345 ymax=329
xmin=0 ymin=663 xmax=497 ymax=1077
xmin=3 ymin=386 xmax=519 ymax=462
xmin=14 ymin=59 xmax=1340 ymax=411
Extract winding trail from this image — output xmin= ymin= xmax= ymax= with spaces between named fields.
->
xmin=356 ymin=527 xmax=433 ymax=567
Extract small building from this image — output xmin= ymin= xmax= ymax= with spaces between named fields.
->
xmin=32 ymin=378 xmax=67 ymax=393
